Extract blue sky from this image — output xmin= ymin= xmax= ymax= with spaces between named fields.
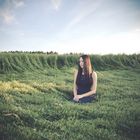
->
xmin=0 ymin=0 xmax=140 ymax=54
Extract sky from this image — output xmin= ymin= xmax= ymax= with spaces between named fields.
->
xmin=0 ymin=0 xmax=140 ymax=54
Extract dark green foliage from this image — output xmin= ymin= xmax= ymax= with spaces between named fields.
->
xmin=46 ymin=55 xmax=57 ymax=68
xmin=57 ymin=55 xmax=68 ymax=68
xmin=0 ymin=52 xmax=140 ymax=73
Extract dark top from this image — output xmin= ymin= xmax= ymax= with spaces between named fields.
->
xmin=76 ymin=73 xmax=93 ymax=95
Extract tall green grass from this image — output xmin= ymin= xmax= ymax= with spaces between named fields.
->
xmin=0 ymin=52 xmax=140 ymax=73
xmin=0 ymin=52 xmax=140 ymax=140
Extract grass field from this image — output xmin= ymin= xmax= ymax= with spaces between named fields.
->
xmin=0 ymin=67 xmax=140 ymax=140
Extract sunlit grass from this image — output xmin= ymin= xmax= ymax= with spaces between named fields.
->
xmin=0 ymin=81 xmax=38 ymax=94
xmin=0 ymin=68 xmax=140 ymax=140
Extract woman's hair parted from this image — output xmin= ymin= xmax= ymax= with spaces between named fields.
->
xmin=78 ymin=55 xmax=93 ymax=76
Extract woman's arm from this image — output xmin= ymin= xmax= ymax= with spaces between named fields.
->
xmin=73 ymin=69 xmax=78 ymax=97
xmin=78 ymin=71 xmax=97 ymax=99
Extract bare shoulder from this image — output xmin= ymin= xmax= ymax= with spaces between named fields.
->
xmin=74 ymin=69 xmax=78 ymax=81
xmin=74 ymin=69 xmax=78 ymax=76
xmin=92 ymin=71 xmax=97 ymax=78
xmin=74 ymin=69 xmax=78 ymax=74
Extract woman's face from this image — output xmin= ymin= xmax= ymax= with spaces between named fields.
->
xmin=79 ymin=57 xmax=84 ymax=68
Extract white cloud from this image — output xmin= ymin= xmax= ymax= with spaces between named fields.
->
xmin=135 ymin=28 xmax=140 ymax=32
xmin=0 ymin=0 xmax=25 ymax=24
xmin=51 ymin=0 xmax=62 ymax=10
xmin=13 ymin=0 xmax=25 ymax=8
xmin=0 ymin=9 xmax=15 ymax=24
xmin=47 ymin=30 xmax=140 ymax=54
xmin=65 ymin=0 xmax=102 ymax=30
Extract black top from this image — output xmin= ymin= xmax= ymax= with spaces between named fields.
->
xmin=76 ymin=73 xmax=93 ymax=95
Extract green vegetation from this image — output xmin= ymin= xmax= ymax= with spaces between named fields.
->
xmin=0 ymin=52 xmax=140 ymax=140
xmin=0 ymin=52 xmax=140 ymax=73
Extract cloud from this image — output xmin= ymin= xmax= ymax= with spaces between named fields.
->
xmin=0 ymin=0 xmax=25 ymax=24
xmin=13 ymin=0 xmax=24 ymax=8
xmin=0 ymin=9 xmax=15 ymax=24
xmin=135 ymin=28 xmax=140 ymax=32
xmin=65 ymin=0 xmax=102 ymax=30
xmin=51 ymin=0 xmax=62 ymax=10
xmin=48 ymin=30 xmax=140 ymax=54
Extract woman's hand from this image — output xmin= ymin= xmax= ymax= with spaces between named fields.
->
xmin=77 ymin=94 xmax=84 ymax=99
xmin=73 ymin=95 xmax=79 ymax=102
xmin=73 ymin=94 xmax=83 ymax=102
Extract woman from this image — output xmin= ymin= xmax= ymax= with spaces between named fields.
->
xmin=73 ymin=55 xmax=97 ymax=103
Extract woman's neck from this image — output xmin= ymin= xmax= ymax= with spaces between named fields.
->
xmin=82 ymin=69 xmax=84 ymax=75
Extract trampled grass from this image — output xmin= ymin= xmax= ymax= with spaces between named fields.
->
xmin=0 ymin=68 xmax=140 ymax=140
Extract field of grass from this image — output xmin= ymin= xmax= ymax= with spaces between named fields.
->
xmin=0 ymin=66 xmax=140 ymax=140
xmin=0 ymin=53 xmax=140 ymax=73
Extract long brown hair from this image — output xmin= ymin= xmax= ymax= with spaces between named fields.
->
xmin=76 ymin=55 xmax=93 ymax=85
xmin=78 ymin=55 xmax=93 ymax=76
